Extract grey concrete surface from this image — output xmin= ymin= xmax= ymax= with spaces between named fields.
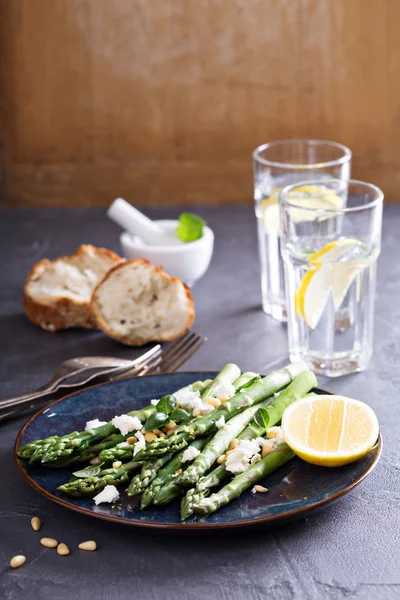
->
xmin=0 ymin=206 xmax=398 ymax=600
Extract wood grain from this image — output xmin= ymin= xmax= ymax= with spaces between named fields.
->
xmin=1 ymin=0 xmax=400 ymax=207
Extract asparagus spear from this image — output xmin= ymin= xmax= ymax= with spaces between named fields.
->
xmin=127 ymin=453 xmax=174 ymax=496
xmin=131 ymin=361 xmax=308 ymax=462
xmin=179 ymin=370 xmax=316 ymax=517
xmin=200 ymin=364 xmax=241 ymax=398
xmin=19 ymin=380 xmax=211 ymax=465
xmin=97 ymin=370 xmax=262 ymax=464
xmin=191 ymin=443 xmax=295 ymax=517
xmin=140 ymin=437 xmax=210 ymax=509
xmin=58 ymin=458 xmax=143 ymax=498
xmin=175 ymin=395 xmax=279 ymax=488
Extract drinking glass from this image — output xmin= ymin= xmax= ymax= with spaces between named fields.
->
xmin=280 ymin=179 xmax=383 ymax=377
xmin=253 ymin=139 xmax=352 ymax=321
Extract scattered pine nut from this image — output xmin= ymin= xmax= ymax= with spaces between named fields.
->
xmin=78 ymin=540 xmax=97 ymax=552
xmin=153 ymin=429 xmax=163 ymax=436
xmin=144 ymin=431 xmax=157 ymax=443
xmin=10 ymin=555 xmax=26 ymax=569
xmin=57 ymin=543 xmax=70 ymax=556
xmin=206 ymin=396 xmax=221 ymax=408
xmin=266 ymin=427 xmax=280 ymax=439
xmin=30 ymin=516 xmax=41 ymax=531
xmin=219 ymin=396 xmax=229 ymax=403
xmin=165 ymin=421 xmax=177 ymax=431
xmin=127 ymin=436 xmax=137 ymax=445
xmin=112 ymin=461 xmax=122 ymax=469
xmin=90 ymin=457 xmax=100 ymax=465
xmin=229 ymin=439 xmax=240 ymax=451
xmin=261 ymin=442 xmax=274 ymax=458
xmin=40 ymin=537 xmax=58 ymax=548
xmin=252 ymin=485 xmax=268 ymax=494
xmin=158 ymin=431 xmax=166 ymax=438
xmin=217 ymin=454 xmax=227 ymax=464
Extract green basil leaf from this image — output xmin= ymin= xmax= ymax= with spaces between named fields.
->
xmin=253 ymin=407 xmax=270 ymax=431
xmin=144 ymin=412 xmax=170 ymax=432
xmin=157 ymin=394 xmax=177 ymax=415
xmin=72 ymin=463 xmax=104 ymax=478
xmin=170 ymin=408 xmax=191 ymax=423
xmin=238 ymin=376 xmax=261 ymax=391
xmin=176 ymin=212 xmax=206 ymax=243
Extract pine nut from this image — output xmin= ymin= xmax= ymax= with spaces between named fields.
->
xmin=40 ymin=537 xmax=58 ymax=548
xmin=78 ymin=540 xmax=97 ymax=552
xmin=90 ymin=457 xmax=100 ymax=465
xmin=144 ymin=432 xmax=157 ymax=443
xmin=261 ymin=442 xmax=274 ymax=458
xmin=267 ymin=427 xmax=280 ymax=439
xmin=219 ymin=396 xmax=229 ymax=403
xmin=57 ymin=543 xmax=70 ymax=556
xmin=217 ymin=454 xmax=226 ymax=464
xmin=153 ymin=429 xmax=163 ymax=436
xmin=165 ymin=421 xmax=177 ymax=431
xmin=127 ymin=436 xmax=137 ymax=445
xmin=112 ymin=461 xmax=122 ymax=469
xmin=229 ymin=439 xmax=240 ymax=450
xmin=10 ymin=555 xmax=26 ymax=569
xmin=31 ymin=516 xmax=41 ymax=531
xmin=158 ymin=431 xmax=166 ymax=438
xmin=206 ymin=396 xmax=221 ymax=408
xmin=252 ymin=485 xmax=268 ymax=493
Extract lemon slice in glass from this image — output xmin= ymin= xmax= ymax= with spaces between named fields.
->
xmin=261 ymin=185 xmax=342 ymax=234
xmin=296 ymin=238 xmax=367 ymax=329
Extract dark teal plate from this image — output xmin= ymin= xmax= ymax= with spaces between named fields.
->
xmin=15 ymin=372 xmax=382 ymax=532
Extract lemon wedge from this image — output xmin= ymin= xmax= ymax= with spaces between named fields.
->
xmin=261 ymin=185 xmax=342 ymax=233
xmin=281 ymin=395 xmax=379 ymax=467
xmin=296 ymin=238 xmax=366 ymax=329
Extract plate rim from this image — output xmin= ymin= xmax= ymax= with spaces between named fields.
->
xmin=14 ymin=371 xmax=383 ymax=531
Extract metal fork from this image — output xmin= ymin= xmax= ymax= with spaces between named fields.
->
xmin=0 ymin=331 xmax=206 ymax=420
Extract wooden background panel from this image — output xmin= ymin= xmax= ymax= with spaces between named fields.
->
xmin=1 ymin=0 xmax=400 ymax=208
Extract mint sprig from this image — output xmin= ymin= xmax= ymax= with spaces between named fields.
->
xmin=176 ymin=212 xmax=206 ymax=243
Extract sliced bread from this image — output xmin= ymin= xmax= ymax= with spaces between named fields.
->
xmin=24 ymin=245 xmax=122 ymax=331
xmin=91 ymin=259 xmax=195 ymax=346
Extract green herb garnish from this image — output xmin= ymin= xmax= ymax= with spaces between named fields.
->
xmin=176 ymin=212 xmax=206 ymax=243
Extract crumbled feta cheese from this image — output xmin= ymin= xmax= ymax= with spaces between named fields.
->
xmin=93 ymin=485 xmax=120 ymax=505
xmin=250 ymin=453 xmax=261 ymax=465
xmin=173 ymin=385 xmax=219 ymax=417
xmin=150 ymin=399 xmax=159 ymax=406
xmin=117 ymin=441 xmax=130 ymax=448
xmin=225 ymin=439 xmax=262 ymax=475
xmin=181 ymin=446 xmax=201 ymax=463
xmin=85 ymin=418 xmax=107 ymax=430
xmin=212 ymin=382 xmax=236 ymax=400
xmin=193 ymin=402 xmax=215 ymax=416
xmin=173 ymin=387 xmax=202 ymax=411
xmin=111 ymin=414 xmax=142 ymax=436
xmin=133 ymin=431 xmax=146 ymax=456
xmin=215 ymin=415 xmax=225 ymax=429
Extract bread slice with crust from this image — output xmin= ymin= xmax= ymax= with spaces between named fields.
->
xmin=91 ymin=259 xmax=195 ymax=346
xmin=24 ymin=245 xmax=122 ymax=331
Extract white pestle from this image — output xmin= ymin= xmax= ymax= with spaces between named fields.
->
xmin=107 ymin=198 xmax=173 ymax=246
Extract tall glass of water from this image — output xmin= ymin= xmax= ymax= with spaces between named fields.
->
xmin=280 ymin=179 xmax=383 ymax=377
xmin=253 ymin=140 xmax=352 ymax=321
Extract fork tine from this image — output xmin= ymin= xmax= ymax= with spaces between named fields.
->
xmin=158 ymin=332 xmax=195 ymax=362
xmin=160 ymin=334 xmax=207 ymax=374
